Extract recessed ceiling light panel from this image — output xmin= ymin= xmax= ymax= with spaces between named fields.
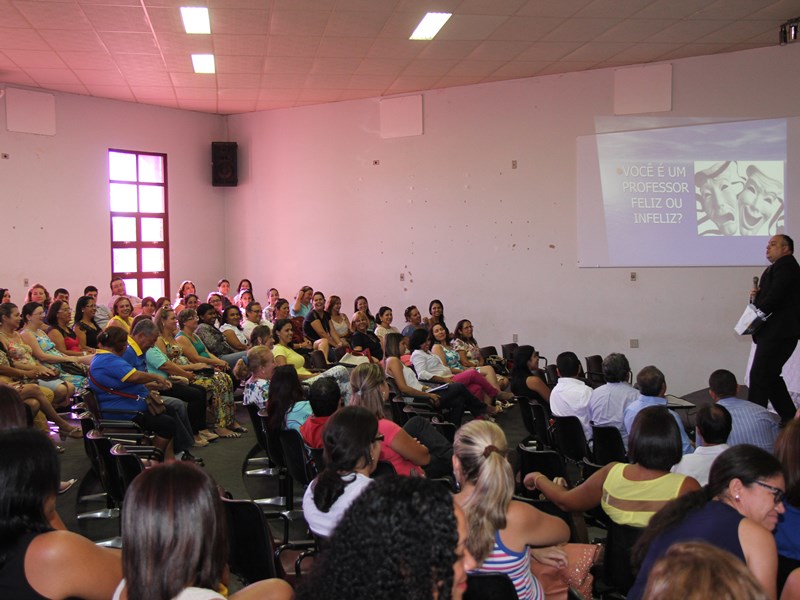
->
xmin=180 ymin=7 xmax=211 ymax=34
xmin=192 ymin=54 xmax=215 ymax=73
xmin=409 ymin=12 xmax=452 ymax=41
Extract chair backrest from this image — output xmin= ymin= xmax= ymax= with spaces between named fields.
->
xmin=247 ymin=402 xmax=269 ymax=453
xmin=513 ymin=495 xmax=578 ymax=543
xmin=479 ymin=346 xmax=498 ymax=361
xmin=517 ymin=446 xmax=567 ymax=484
xmin=501 ymin=343 xmax=518 ymax=361
xmin=592 ymin=425 xmax=628 ymax=465
xmin=603 ymin=518 xmax=643 ymax=594
xmin=464 ymin=572 xmax=519 ymax=600
xmin=526 ymin=401 xmax=552 ymax=448
xmin=258 ymin=408 xmax=287 ymax=470
xmin=552 ymin=415 xmax=590 ymax=463
xmin=221 ymin=497 xmax=280 ymax=584
xmin=279 ymin=428 xmax=316 ymax=487
xmin=85 ymin=430 xmax=125 ymax=505
xmin=110 ymin=443 xmax=145 ymax=493
xmin=544 ymin=364 xmax=559 ymax=387
xmin=309 ymin=350 xmax=327 ymax=370
xmin=584 ymin=355 xmax=605 ymax=387
xmin=308 ymin=446 xmax=326 ymax=472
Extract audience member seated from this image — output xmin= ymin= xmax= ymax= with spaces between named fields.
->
xmin=114 ymin=461 xmax=292 ymax=600
xmin=451 ymin=319 xmax=507 ymax=385
xmin=409 ymin=328 xmax=503 ymax=415
xmin=46 ymin=300 xmax=90 ymax=357
xmin=271 ymin=298 xmax=311 ymax=351
xmin=327 ymin=295 xmax=351 ymax=345
xmin=236 ymin=278 xmax=254 ymax=298
xmin=374 ymin=306 xmax=399 ymax=342
xmin=220 ymin=305 xmax=250 ymax=353
xmin=0 ymin=303 xmax=75 ymax=407
xmin=125 ymin=318 xmax=214 ymax=451
xmin=774 ymin=418 xmax=800 ymax=596
xmin=349 ymin=363 xmax=452 ymax=478
xmin=89 ymin=327 xmax=178 ymax=461
xmin=20 ymin=302 xmax=90 ymax=390
xmin=642 ymin=541 xmax=770 ymax=600
xmin=234 ymin=289 xmax=254 ymax=314
xmin=525 ymin=406 xmax=700 ymax=527
xmin=709 ymin=369 xmax=780 ymax=453
xmin=262 ymin=287 xmax=280 ymax=324
xmin=25 ymin=283 xmax=51 ymax=312
xmin=73 ymin=295 xmax=101 ymax=351
xmin=672 ymin=404 xmax=732 ymax=486
xmin=628 ymin=445 xmax=786 ymax=600
xmin=172 ymin=280 xmax=196 ymax=313
xmin=384 ymin=332 xmax=473 ymax=426
xmin=0 ymin=288 xmax=10 ymax=304
xmin=509 ymin=345 xmax=551 ymax=403
xmin=303 ymin=292 xmax=345 ymax=360
xmin=183 ymin=294 xmax=200 ymax=313
xmin=300 ymin=376 xmax=342 ymax=449
xmin=423 ymin=298 xmax=446 ymax=330
xmin=233 ymin=345 xmax=276 ymax=409
xmin=271 ymin=318 xmax=352 ymax=404
xmin=249 ymin=324 xmax=273 ymax=348
xmin=106 ymin=296 xmax=135 ymax=332
xmin=195 ymin=303 xmax=247 ymax=368
xmin=588 ymin=352 xmax=639 ymax=448
xmin=549 ymin=351 xmax=593 ymax=442
xmin=296 ymin=476 xmax=476 ymax=600
xmin=148 ymin=307 xmax=241 ymax=439
xmin=0 ymin=428 xmax=122 ymax=599
xmin=401 ymin=305 xmax=426 ymax=338
xmin=350 ymin=310 xmax=382 ymax=361
xmin=83 ymin=285 xmax=111 ymax=329
xmin=216 ymin=278 xmax=234 ymax=308
xmin=264 ymin=365 xmax=312 ymax=432
xmin=107 ymin=277 xmax=142 ymax=314
xmin=206 ymin=293 xmax=225 ymax=322
xmin=242 ymin=301 xmax=268 ymax=340
xmin=624 ymin=365 xmax=694 ymax=455
xmin=353 ymin=296 xmax=376 ymax=332
xmin=430 ymin=323 xmax=509 ymax=399
xmin=140 ymin=296 xmax=157 ymax=317
xmin=454 ymin=420 xmax=570 ymax=600
xmin=302 ymin=405 xmax=378 ymax=537
xmin=291 ymin=286 xmax=313 ymax=318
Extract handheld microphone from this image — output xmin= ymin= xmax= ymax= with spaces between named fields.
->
xmin=753 ymin=276 xmax=759 ymax=289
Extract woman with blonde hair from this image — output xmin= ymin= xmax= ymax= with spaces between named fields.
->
xmin=453 ymin=420 xmax=570 ymax=600
xmin=349 ymin=362 xmax=452 ymax=478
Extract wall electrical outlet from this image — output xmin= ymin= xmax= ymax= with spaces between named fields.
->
xmin=630 ymin=339 xmax=639 ymax=348
xmin=630 ymin=272 xmax=637 ymax=281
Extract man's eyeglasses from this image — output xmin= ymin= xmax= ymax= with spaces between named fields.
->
xmin=753 ymin=480 xmax=786 ymax=505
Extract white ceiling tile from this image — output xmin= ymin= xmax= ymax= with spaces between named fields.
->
xmin=436 ymin=14 xmax=508 ymax=41
xmin=122 ymin=69 xmax=171 ymax=86
xmin=562 ymin=41 xmax=632 ymax=61
xmin=700 ymin=20 xmax=776 ymax=44
xmin=576 ymin=0 xmax=656 ymax=19
xmin=604 ymin=42 xmax=677 ymax=63
xmin=218 ymin=85 xmax=259 ymax=98
xmin=3 ymin=49 xmax=67 ymax=68
xmin=385 ymin=75 xmax=440 ymax=93
xmin=297 ymin=87 xmax=343 ymax=102
xmin=84 ymin=84 xmax=134 ymax=100
xmin=338 ymin=89 xmax=380 ymax=101
xmin=218 ymin=99 xmax=258 ymax=113
xmin=459 ymin=0 xmax=526 ymax=16
xmin=536 ymin=60 xmax=599 ymax=75
xmin=488 ymin=16 xmax=567 ymax=41
xmin=751 ymin=0 xmax=800 ymax=19
xmin=0 ymin=70 xmax=38 ymax=85
xmin=82 ymin=5 xmax=151 ymax=32
xmin=156 ymin=32 xmax=213 ymax=54
xmin=316 ymin=36 xmax=373 ymax=57
xmin=401 ymin=58 xmax=459 ymax=77
xmin=416 ymin=40 xmax=481 ymax=60
xmin=272 ymin=0 xmax=335 ymax=11
xmin=325 ymin=10 xmax=391 ymax=37
xmin=367 ymin=38 xmax=424 ymax=59
xmin=39 ymin=30 xmax=107 ymax=52
xmin=516 ymin=0 xmax=595 ymax=17
xmin=161 ymin=54 xmax=191 ymax=72
xmin=217 ymin=73 xmax=261 ymax=88
xmin=267 ymin=35 xmax=319 ymax=57
xmin=304 ymin=73 xmax=351 ymax=88
xmin=174 ymin=86 xmax=217 ymax=99
xmin=257 ymin=88 xmax=300 ymax=102
xmin=433 ymin=74 xmax=484 ymax=88
xmin=144 ymin=6 xmax=184 ymax=33
xmin=516 ymin=41 xmax=584 ymax=61
xmin=633 ymin=0 xmax=715 ymax=19
xmin=378 ymin=10 xmax=428 ymax=38
xmin=594 ymin=19 xmax=680 ymax=43
xmin=0 ymin=0 xmax=31 ymax=28
xmin=27 ymin=68 xmax=81 ymax=84
xmin=355 ymin=57 xmax=408 ymax=76
xmin=212 ymin=34 xmax=267 ymax=55
xmin=211 ymin=8 xmax=270 ymax=35
xmin=466 ymin=40 xmax=531 ymax=60
xmin=177 ymin=98 xmax=217 ymax=112
xmin=489 ymin=60 xmax=551 ymax=77
xmin=447 ymin=59 xmax=503 ymax=77
xmin=74 ymin=68 xmax=127 ymax=85
xmin=0 ymin=28 xmax=49 ymax=51
xmin=262 ymin=73 xmax=307 ymax=88
xmin=691 ymin=0 xmax=771 ymax=20
xmin=43 ymin=82 xmax=90 ymax=94
xmin=348 ymin=73 xmax=396 ymax=88
xmin=311 ymin=56 xmax=362 ymax=74
xmin=269 ymin=10 xmax=330 ymax=37
xmin=655 ymin=42 xmax=733 ymax=60
xmin=13 ymin=1 xmax=92 ymax=30
xmin=100 ymin=32 xmax=159 ymax=54
xmin=648 ymin=19 xmax=734 ymax=43
xmin=541 ymin=18 xmax=625 ymax=42
xmin=264 ymin=56 xmax=313 ymax=74
xmin=131 ymin=85 xmax=176 ymax=99
xmin=113 ymin=54 xmax=165 ymax=71
xmin=216 ymin=55 xmax=263 ymax=73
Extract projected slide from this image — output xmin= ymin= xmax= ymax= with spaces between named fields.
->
xmin=577 ymin=119 xmax=789 ymax=267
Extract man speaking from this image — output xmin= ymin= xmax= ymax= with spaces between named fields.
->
xmin=749 ymin=234 xmax=800 ymax=423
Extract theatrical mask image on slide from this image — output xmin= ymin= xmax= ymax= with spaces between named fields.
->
xmin=577 ymin=118 xmax=795 ymax=267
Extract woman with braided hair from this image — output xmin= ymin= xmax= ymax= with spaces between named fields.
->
xmin=453 ymin=420 xmax=570 ymax=600
xmin=297 ymin=475 xmax=476 ymax=600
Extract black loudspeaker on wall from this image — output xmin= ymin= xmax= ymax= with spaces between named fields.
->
xmin=212 ymin=141 xmax=238 ymax=187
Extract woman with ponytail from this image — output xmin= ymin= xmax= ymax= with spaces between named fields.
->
xmin=628 ymin=445 xmax=786 ymax=600
xmin=453 ymin=420 xmax=569 ymax=600
xmin=301 ymin=406 xmax=378 ymax=537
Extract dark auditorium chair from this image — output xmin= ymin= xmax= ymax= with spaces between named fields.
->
xmin=584 ymin=354 xmax=605 ymax=388
xmin=592 ymin=425 xmax=628 ymax=465
xmin=464 ymin=572 xmax=519 ymax=600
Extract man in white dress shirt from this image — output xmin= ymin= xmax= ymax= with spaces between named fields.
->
xmin=549 ymin=351 xmax=593 ymax=442
xmin=672 ymin=403 xmax=731 ymax=485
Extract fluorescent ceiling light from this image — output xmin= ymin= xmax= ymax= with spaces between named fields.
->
xmin=409 ymin=12 xmax=452 ymax=40
xmin=180 ymin=7 xmax=211 ymax=34
xmin=191 ymin=54 xmax=215 ymax=74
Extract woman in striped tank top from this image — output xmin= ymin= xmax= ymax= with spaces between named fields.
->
xmin=453 ymin=421 xmax=570 ymax=600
